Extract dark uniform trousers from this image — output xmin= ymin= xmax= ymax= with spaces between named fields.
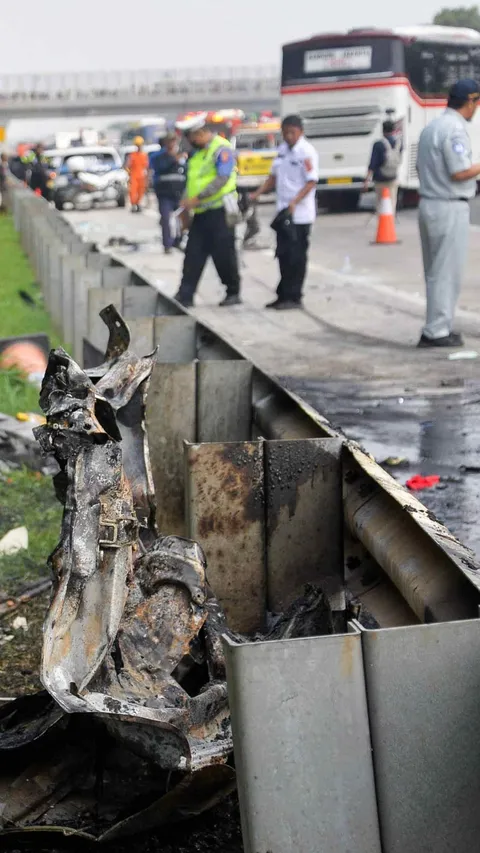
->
xmin=178 ymin=207 xmax=240 ymax=300
xmin=276 ymin=223 xmax=311 ymax=303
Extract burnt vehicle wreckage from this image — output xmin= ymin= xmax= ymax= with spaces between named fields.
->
xmin=0 ymin=307 xmax=343 ymax=847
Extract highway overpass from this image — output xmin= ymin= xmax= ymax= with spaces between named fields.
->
xmin=0 ymin=67 xmax=280 ymax=120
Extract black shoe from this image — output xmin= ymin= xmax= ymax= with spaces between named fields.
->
xmin=274 ymin=300 xmax=303 ymax=311
xmin=417 ymin=332 xmax=464 ymax=348
xmin=164 ymin=247 xmax=173 ymax=255
xmin=265 ymin=299 xmax=281 ymax=309
xmin=173 ymin=292 xmax=193 ymax=308
xmin=219 ymin=294 xmax=242 ymax=307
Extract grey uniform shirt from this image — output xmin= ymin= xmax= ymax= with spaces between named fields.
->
xmin=416 ymin=108 xmax=476 ymax=200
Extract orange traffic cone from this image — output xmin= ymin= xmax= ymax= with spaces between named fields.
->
xmin=372 ymin=187 xmax=399 ymax=245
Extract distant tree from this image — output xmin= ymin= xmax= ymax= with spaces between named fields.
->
xmin=433 ymin=5 xmax=480 ymax=30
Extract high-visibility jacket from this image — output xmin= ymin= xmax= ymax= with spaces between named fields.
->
xmin=186 ymin=135 xmax=236 ymax=214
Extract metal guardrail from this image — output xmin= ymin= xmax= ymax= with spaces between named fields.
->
xmin=8 ymin=183 xmax=480 ymax=853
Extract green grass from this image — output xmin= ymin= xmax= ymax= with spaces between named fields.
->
xmin=0 ymin=215 xmax=60 ymax=340
xmin=0 ymin=467 xmax=61 ymax=587
xmin=0 ymin=214 xmax=62 ymax=417
xmin=0 ymin=216 xmax=63 ymax=592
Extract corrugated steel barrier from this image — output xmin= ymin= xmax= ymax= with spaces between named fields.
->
xmin=9 ymin=184 xmax=480 ymax=852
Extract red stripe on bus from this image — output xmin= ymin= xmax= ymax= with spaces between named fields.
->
xmin=281 ymin=77 xmax=448 ymax=107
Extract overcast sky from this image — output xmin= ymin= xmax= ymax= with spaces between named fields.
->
xmin=2 ymin=0 xmax=452 ymax=140
xmin=2 ymin=0 xmax=448 ymax=73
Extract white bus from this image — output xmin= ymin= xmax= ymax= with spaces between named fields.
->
xmin=281 ymin=25 xmax=480 ymax=211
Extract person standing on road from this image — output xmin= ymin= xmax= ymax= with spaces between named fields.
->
xmin=28 ymin=144 xmax=50 ymax=200
xmin=126 ymin=136 xmax=149 ymax=213
xmin=173 ymin=113 xmax=241 ymax=308
xmin=364 ymin=120 xmax=402 ymax=211
xmin=150 ymin=132 xmax=187 ymax=254
xmin=250 ymin=115 xmax=318 ymax=310
xmin=416 ymin=79 xmax=480 ymax=348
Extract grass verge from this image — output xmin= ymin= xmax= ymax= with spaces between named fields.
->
xmin=0 ymin=213 xmax=62 ymax=607
xmin=0 ymin=213 xmax=62 ymax=417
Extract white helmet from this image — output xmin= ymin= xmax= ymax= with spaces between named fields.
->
xmin=67 ymin=156 xmax=86 ymax=173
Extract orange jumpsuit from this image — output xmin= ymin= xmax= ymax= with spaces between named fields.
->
xmin=127 ymin=151 xmax=149 ymax=206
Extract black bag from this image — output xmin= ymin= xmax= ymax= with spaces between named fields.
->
xmin=270 ymin=208 xmax=297 ymax=241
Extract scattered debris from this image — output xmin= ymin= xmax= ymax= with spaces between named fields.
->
xmin=381 ymin=456 xmax=410 ymax=469
xmin=0 ymin=411 xmax=57 ymax=474
xmin=448 ymin=350 xmax=479 ymax=360
xmin=0 ymin=338 xmax=48 ymax=385
xmin=11 ymin=616 xmax=28 ymax=632
xmin=0 ymin=579 xmax=52 ymax=618
xmin=106 ymin=235 xmax=141 ymax=251
xmin=406 ymin=474 xmax=441 ymax=491
xmin=0 ymin=526 xmax=28 ymax=556
xmin=17 ymin=289 xmax=37 ymax=307
xmin=15 ymin=411 xmax=45 ymax=425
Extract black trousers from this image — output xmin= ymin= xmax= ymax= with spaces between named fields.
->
xmin=178 ymin=207 xmax=240 ymax=299
xmin=276 ymin=223 xmax=311 ymax=303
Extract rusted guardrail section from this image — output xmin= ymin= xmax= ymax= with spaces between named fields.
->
xmin=9 ymin=184 xmax=480 ymax=853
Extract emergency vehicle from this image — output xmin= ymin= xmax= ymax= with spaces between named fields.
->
xmin=232 ymin=121 xmax=281 ymax=191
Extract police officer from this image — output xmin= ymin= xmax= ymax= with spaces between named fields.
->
xmin=150 ymin=132 xmax=186 ymax=254
xmin=173 ymin=113 xmax=241 ymax=308
xmin=251 ymin=114 xmax=319 ymax=310
xmin=416 ymin=79 xmax=480 ymax=348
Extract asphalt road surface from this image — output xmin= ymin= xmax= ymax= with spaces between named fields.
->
xmin=65 ymin=196 xmax=480 ymax=555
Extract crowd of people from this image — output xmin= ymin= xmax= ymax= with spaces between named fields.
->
xmin=7 ymin=76 xmax=480 ymax=347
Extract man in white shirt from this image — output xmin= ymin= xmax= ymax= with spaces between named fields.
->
xmin=251 ymin=114 xmax=319 ymax=309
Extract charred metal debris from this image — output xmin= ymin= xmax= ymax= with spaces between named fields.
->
xmin=0 ymin=306 xmax=341 ymax=846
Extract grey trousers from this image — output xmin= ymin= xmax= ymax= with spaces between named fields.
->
xmin=418 ymin=198 xmax=469 ymax=339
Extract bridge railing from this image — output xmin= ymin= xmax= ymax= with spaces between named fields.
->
xmin=0 ymin=66 xmax=280 ymax=105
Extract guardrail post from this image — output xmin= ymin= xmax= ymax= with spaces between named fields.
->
xmin=196 ymin=362 xmax=253 ymax=443
xmin=223 ymin=626 xmax=382 ymax=853
xmin=154 ymin=316 xmax=196 ymax=362
xmin=61 ymin=254 xmax=88 ymax=345
xmin=265 ymin=438 xmax=344 ymax=612
xmin=361 ymin=618 xmax=480 ymax=853
xmin=146 ymin=363 xmax=196 ymax=535
xmin=46 ymin=241 xmax=70 ymax=327
xmin=102 ymin=266 xmax=131 ymax=289
xmin=185 ymin=441 xmax=266 ymax=632
xmin=72 ymin=268 xmax=102 ymax=364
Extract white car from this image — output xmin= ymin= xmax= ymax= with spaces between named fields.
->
xmin=44 ymin=145 xmax=128 ymax=187
xmin=44 ymin=146 xmax=129 ymax=211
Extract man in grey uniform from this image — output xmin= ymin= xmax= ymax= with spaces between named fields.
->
xmin=416 ymin=79 xmax=480 ymax=347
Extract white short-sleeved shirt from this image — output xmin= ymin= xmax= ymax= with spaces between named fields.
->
xmin=271 ymin=136 xmax=319 ymax=224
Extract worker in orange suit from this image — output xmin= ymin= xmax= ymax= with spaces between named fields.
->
xmin=126 ymin=136 xmax=149 ymax=212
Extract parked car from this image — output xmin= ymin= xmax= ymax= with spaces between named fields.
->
xmin=44 ymin=146 xmax=128 ymax=210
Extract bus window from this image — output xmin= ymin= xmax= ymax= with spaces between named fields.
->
xmin=404 ymin=41 xmax=480 ymax=97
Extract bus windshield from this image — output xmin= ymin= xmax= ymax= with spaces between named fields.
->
xmin=282 ymin=36 xmax=404 ymax=87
